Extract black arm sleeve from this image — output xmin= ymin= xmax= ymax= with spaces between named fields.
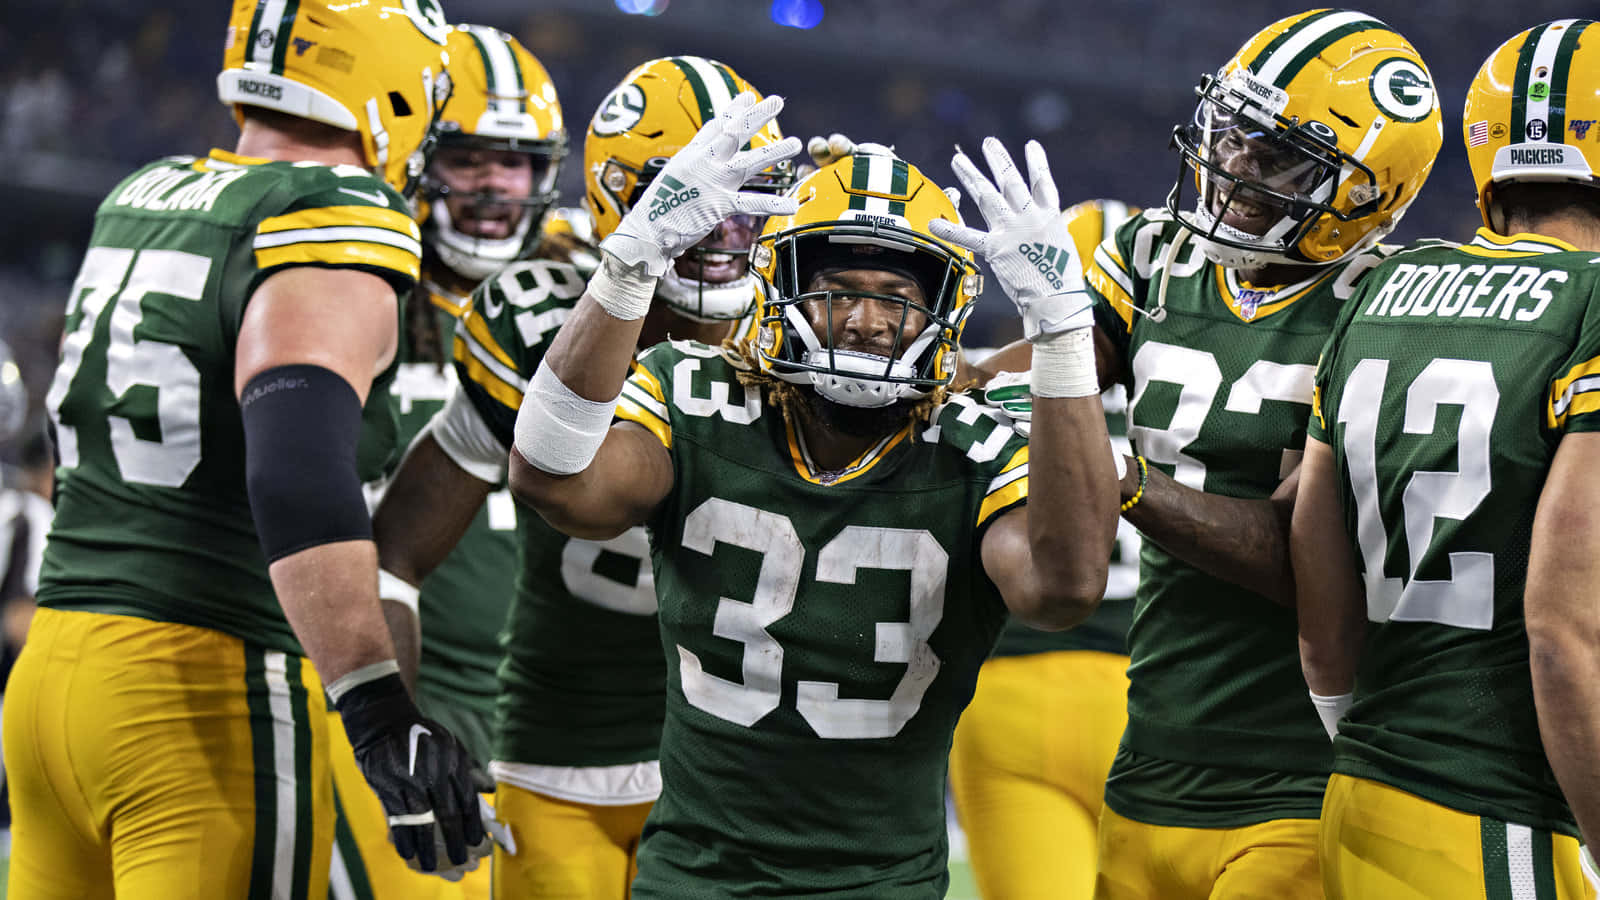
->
xmin=241 ymin=364 xmax=373 ymax=563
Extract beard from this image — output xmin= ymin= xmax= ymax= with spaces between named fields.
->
xmin=797 ymin=386 xmax=920 ymax=439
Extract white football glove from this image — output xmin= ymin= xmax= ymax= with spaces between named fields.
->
xmin=981 ymin=370 xmax=1033 ymax=437
xmin=601 ymin=92 xmax=801 ymax=278
xmin=929 ymin=137 xmax=1091 ymax=343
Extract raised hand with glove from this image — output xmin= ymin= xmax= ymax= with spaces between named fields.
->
xmin=328 ymin=661 xmax=494 ymax=879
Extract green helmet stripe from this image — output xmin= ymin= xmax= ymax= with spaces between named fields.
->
xmin=888 ymin=159 xmax=908 ymax=216
xmin=244 ymin=0 xmax=299 ymax=76
xmin=1245 ymin=8 xmax=1340 ymax=74
xmin=1255 ymin=11 xmax=1386 ymax=89
xmin=270 ymin=0 xmax=299 ymax=76
xmin=710 ymin=60 xmax=742 ymax=99
xmin=469 ymin=27 xmax=525 ymax=115
xmin=1511 ymin=20 xmax=1582 ymax=143
xmin=848 ymin=154 xmax=871 ymax=210
xmin=667 ymin=57 xmax=715 ymax=124
xmin=1546 ymin=20 xmax=1595 ymax=142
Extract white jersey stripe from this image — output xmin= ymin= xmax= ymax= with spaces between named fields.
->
xmin=1505 ymin=822 xmax=1537 ymax=900
xmin=264 ymin=651 xmax=298 ymax=900
xmin=254 ymin=226 xmax=422 ymax=256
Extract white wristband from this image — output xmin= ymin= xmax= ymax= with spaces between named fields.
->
xmin=1030 ymin=327 xmax=1099 ymax=398
xmin=324 ymin=658 xmax=401 ymax=704
xmin=1309 ymin=690 xmax=1353 ymax=742
xmin=512 ymin=360 xmax=618 ymax=476
xmin=588 ymin=252 xmax=657 ymax=321
xmin=378 ymin=568 xmax=420 ymax=616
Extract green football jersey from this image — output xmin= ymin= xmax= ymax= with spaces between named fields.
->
xmin=1085 ymin=209 xmax=1389 ymax=825
xmin=39 ymin=150 xmax=420 ymax=656
xmin=615 ymin=341 xmax=1026 ymax=897
xmin=386 ymin=286 xmax=519 ymax=764
xmin=1309 ymin=228 xmax=1600 ymax=836
xmin=990 ymin=384 xmax=1139 ymax=658
xmin=451 ymin=254 xmax=668 ymax=770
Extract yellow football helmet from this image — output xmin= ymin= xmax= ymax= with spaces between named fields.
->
xmin=1463 ymin=19 xmax=1600 ymax=232
xmin=750 ymin=150 xmax=982 ymax=409
xmin=1168 ymin=9 xmax=1443 ymax=267
xmin=219 ymin=0 xmax=453 ymax=197
xmin=419 ymin=24 xmax=567 ymax=280
xmin=585 ymin=56 xmax=794 ymax=320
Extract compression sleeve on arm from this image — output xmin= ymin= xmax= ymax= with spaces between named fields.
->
xmin=241 ymin=364 xmax=374 ymax=563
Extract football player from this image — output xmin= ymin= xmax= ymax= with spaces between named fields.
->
xmin=324 ymin=23 xmax=565 ymax=900
xmin=508 ymin=72 xmax=1121 ymax=895
xmin=1 ymin=1 xmax=491 ymax=897
xmin=369 ymin=56 xmax=794 ymax=899
xmin=1294 ymin=18 xmax=1600 ymax=898
xmin=949 ymin=199 xmax=1141 ymax=900
xmin=1073 ymin=11 xmax=1443 ymax=899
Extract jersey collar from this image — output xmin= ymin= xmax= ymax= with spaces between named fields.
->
xmin=1214 ymin=264 xmax=1338 ymax=323
xmin=1461 ymin=227 xmax=1580 ymax=258
xmin=783 ymin=415 xmax=913 ymax=486
xmin=202 ymin=148 xmax=272 ymax=170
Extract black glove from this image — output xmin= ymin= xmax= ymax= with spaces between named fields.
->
xmin=334 ymin=672 xmax=491 ymax=872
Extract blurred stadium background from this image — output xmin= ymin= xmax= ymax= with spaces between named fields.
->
xmin=0 ymin=1 xmax=1584 ymax=891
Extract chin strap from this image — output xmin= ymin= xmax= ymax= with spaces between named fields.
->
xmin=428 ymin=202 xmax=535 ymax=282
xmin=655 ymin=268 xmax=758 ymax=322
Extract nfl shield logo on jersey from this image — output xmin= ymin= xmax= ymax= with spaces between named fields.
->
xmin=1234 ymin=288 xmax=1275 ymax=320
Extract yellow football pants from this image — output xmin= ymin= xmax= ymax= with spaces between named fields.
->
xmin=491 ymin=781 xmax=653 ymax=900
xmin=1321 ymin=772 xmax=1595 ymax=900
xmin=327 ymin=711 xmax=491 ymax=899
xmin=3 ymin=607 xmax=333 ymax=900
xmin=949 ymin=650 xmax=1129 ymax=900
xmin=1094 ymin=805 xmax=1320 ymax=900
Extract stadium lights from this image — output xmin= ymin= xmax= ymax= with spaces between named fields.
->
xmin=770 ymin=0 xmax=824 ymax=29
xmin=615 ymin=0 xmax=670 ymax=15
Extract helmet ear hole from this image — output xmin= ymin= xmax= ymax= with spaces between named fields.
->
xmin=388 ymin=91 xmax=413 ymax=117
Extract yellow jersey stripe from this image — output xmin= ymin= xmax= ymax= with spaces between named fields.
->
xmin=1548 ymin=355 xmax=1600 ymax=428
xmin=998 ymin=445 xmax=1029 ymax=475
xmin=459 ymin=308 xmax=519 ymax=370
xmin=258 ymin=205 xmax=419 ymax=240
xmin=452 ymin=337 xmax=524 ymax=412
xmin=978 ymin=470 xmax=1029 ymax=526
xmin=627 ymin=361 xmax=668 ymax=406
xmin=616 ymin=400 xmax=672 ymax=449
xmin=621 ymin=381 xmax=670 ymax=423
xmin=1088 ymin=251 xmax=1136 ymax=330
xmin=254 ymin=241 xmax=420 ymax=281
xmin=254 ymin=225 xmax=421 ymax=258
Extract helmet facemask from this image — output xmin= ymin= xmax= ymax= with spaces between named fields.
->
xmin=755 ymin=221 xmax=972 ymax=409
xmin=1168 ymin=72 xmax=1382 ymax=268
xmin=420 ymin=131 xmax=565 ymax=281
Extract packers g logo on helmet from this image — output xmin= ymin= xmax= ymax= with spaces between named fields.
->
xmin=218 ymin=0 xmax=453 ymax=197
xmin=584 ymin=56 xmax=793 ymax=321
xmin=1462 ymin=19 xmax=1600 ymax=231
xmin=750 ymin=150 xmax=982 ymax=409
xmin=1166 ymin=9 xmax=1443 ymax=268
xmin=591 ymin=85 xmax=648 ymax=137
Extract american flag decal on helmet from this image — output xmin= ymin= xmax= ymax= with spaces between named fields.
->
xmin=1468 ymin=120 xmax=1490 ymax=147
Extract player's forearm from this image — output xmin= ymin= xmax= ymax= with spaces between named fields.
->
xmin=1017 ymin=394 xmax=1119 ymax=627
xmin=1529 ymin=627 xmax=1600 ymax=845
xmin=373 ymin=433 xmax=496 ymax=586
xmin=1122 ymin=464 xmax=1296 ymax=605
xmin=543 ymin=260 xmax=652 ymax=402
xmin=270 ymin=540 xmax=397 ymax=686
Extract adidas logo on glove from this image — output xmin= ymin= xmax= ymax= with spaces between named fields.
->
xmin=648 ymin=175 xmax=701 ymax=222
xmin=1019 ymin=242 xmax=1071 ymax=291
